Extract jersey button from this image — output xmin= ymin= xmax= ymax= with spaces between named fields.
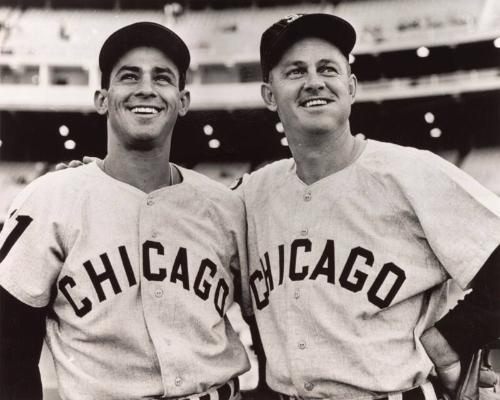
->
xmin=304 ymin=381 xmax=314 ymax=391
xmin=300 ymin=228 xmax=308 ymax=236
xmin=175 ymin=377 xmax=182 ymax=386
xmin=294 ymin=289 xmax=300 ymax=299
xmin=304 ymin=192 xmax=312 ymax=201
xmin=154 ymin=289 xmax=163 ymax=298
xmin=152 ymin=230 xmax=159 ymax=238
xmin=147 ymin=198 xmax=154 ymax=206
xmin=298 ymin=341 xmax=306 ymax=350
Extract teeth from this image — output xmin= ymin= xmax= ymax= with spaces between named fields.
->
xmin=304 ymin=99 xmax=328 ymax=108
xmin=131 ymin=107 xmax=159 ymax=114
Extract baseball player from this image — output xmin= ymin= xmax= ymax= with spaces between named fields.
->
xmin=236 ymin=13 xmax=500 ymax=400
xmin=0 ymin=22 xmax=250 ymax=399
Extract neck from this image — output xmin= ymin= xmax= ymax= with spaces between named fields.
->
xmin=103 ymin=146 xmax=173 ymax=193
xmin=289 ymin=125 xmax=365 ymax=185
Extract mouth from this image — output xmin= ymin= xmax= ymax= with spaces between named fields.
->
xmin=129 ymin=106 xmax=163 ymax=115
xmin=299 ymin=98 xmax=333 ymax=108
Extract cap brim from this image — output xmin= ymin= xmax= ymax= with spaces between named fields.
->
xmin=261 ymin=14 xmax=356 ymax=80
xmin=99 ymin=22 xmax=190 ymax=80
xmin=272 ymin=14 xmax=355 ymax=60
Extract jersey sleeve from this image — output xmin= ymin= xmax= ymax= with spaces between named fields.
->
xmin=0 ymin=178 xmax=66 ymax=307
xmin=229 ymin=175 xmax=253 ymax=318
xmin=398 ymin=150 xmax=500 ymax=289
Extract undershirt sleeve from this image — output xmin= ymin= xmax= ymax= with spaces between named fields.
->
xmin=0 ymin=285 xmax=47 ymax=400
xmin=435 ymin=244 xmax=500 ymax=359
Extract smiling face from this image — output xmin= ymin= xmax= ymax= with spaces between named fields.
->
xmin=261 ymin=37 xmax=356 ymax=139
xmin=94 ymin=46 xmax=190 ymax=151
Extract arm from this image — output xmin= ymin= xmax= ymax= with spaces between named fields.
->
xmin=233 ymin=266 xmax=272 ymax=394
xmin=0 ymin=285 xmax=47 ymax=400
xmin=421 ymin=244 xmax=500 ymax=392
xmin=244 ymin=314 xmax=267 ymax=388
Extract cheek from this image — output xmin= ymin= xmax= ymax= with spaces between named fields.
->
xmin=105 ymin=93 xmax=121 ymax=113
xmin=275 ymin=89 xmax=297 ymax=110
xmin=162 ymin=91 xmax=181 ymax=108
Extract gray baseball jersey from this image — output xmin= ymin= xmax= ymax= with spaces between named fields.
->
xmin=237 ymin=139 xmax=500 ymax=400
xmin=0 ymin=162 xmax=250 ymax=400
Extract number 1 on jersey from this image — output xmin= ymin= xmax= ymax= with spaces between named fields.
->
xmin=0 ymin=215 xmax=33 ymax=263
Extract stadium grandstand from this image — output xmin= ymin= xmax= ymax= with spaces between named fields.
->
xmin=0 ymin=0 xmax=499 ymax=398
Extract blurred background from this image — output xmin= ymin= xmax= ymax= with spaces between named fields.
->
xmin=0 ymin=0 xmax=498 ymax=398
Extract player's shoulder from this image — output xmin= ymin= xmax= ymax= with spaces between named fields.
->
xmin=178 ymin=165 xmax=232 ymax=193
xmin=241 ymin=158 xmax=294 ymax=190
xmin=359 ymin=139 xmax=477 ymax=196
xmin=10 ymin=163 xmax=99 ymax=205
xmin=362 ymin=139 xmax=423 ymax=162
xmin=29 ymin=163 xmax=98 ymax=191
xmin=177 ymin=165 xmax=242 ymax=205
xmin=360 ymin=139 xmax=444 ymax=174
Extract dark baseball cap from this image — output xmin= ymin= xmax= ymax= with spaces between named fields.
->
xmin=260 ymin=13 xmax=356 ymax=82
xmin=99 ymin=21 xmax=190 ymax=87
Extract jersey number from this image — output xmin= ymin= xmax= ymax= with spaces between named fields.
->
xmin=0 ymin=215 xmax=33 ymax=263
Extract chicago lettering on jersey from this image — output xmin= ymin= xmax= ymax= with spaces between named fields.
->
xmin=250 ymin=239 xmax=406 ymax=310
xmin=58 ymin=240 xmax=230 ymax=318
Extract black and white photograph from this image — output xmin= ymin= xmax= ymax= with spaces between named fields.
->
xmin=0 ymin=1 xmax=499 ymax=399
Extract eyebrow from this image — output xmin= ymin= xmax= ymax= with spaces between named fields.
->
xmin=115 ymin=65 xmax=141 ymax=75
xmin=152 ymin=66 xmax=177 ymax=76
xmin=115 ymin=65 xmax=177 ymax=76
xmin=282 ymin=61 xmax=306 ymax=68
xmin=317 ymin=59 xmax=339 ymax=65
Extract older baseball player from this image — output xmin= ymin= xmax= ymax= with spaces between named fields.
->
xmin=0 ymin=22 xmax=250 ymax=399
xmin=236 ymin=13 xmax=500 ymax=400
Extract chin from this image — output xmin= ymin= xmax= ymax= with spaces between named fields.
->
xmin=125 ymin=134 xmax=161 ymax=151
xmin=302 ymin=122 xmax=336 ymax=135
xmin=124 ymin=141 xmax=155 ymax=151
xmin=303 ymin=115 xmax=347 ymax=135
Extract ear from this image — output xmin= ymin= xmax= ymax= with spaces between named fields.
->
xmin=348 ymin=74 xmax=357 ymax=104
xmin=261 ymin=83 xmax=278 ymax=112
xmin=94 ymin=89 xmax=108 ymax=115
xmin=178 ymin=89 xmax=190 ymax=117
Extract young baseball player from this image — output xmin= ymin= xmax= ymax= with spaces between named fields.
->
xmin=0 ymin=22 xmax=250 ymax=399
xmin=236 ymin=13 xmax=500 ymax=400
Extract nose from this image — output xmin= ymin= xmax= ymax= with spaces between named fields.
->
xmin=135 ymin=75 xmax=156 ymax=97
xmin=304 ymin=71 xmax=325 ymax=92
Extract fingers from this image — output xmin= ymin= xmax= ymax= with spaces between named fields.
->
xmin=54 ymin=156 xmax=100 ymax=171
xmin=68 ymin=160 xmax=84 ymax=168
xmin=54 ymin=162 xmax=69 ymax=171
xmin=54 ymin=160 xmax=84 ymax=170
xmin=436 ymin=361 xmax=461 ymax=395
xmin=82 ymin=156 xmax=100 ymax=164
xmin=479 ymin=368 xmax=499 ymax=388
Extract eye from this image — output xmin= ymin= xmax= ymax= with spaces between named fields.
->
xmin=119 ymin=73 xmax=138 ymax=82
xmin=286 ymin=68 xmax=304 ymax=79
xmin=155 ymin=74 xmax=174 ymax=84
xmin=319 ymin=65 xmax=338 ymax=75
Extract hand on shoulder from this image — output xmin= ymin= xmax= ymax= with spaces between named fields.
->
xmin=54 ymin=156 xmax=100 ymax=171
